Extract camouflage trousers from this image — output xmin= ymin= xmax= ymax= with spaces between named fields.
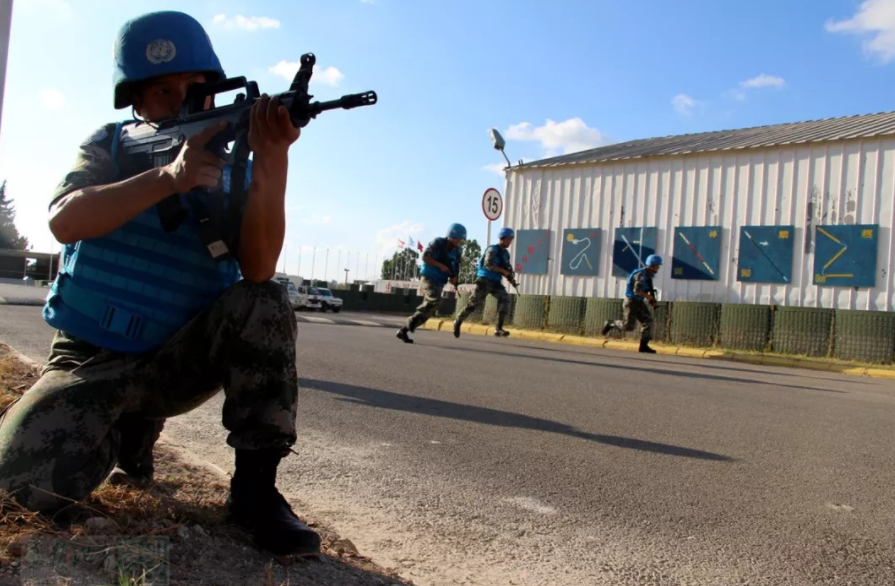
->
xmin=457 ymin=278 xmax=510 ymax=329
xmin=405 ymin=277 xmax=445 ymax=332
xmin=0 ymin=280 xmax=299 ymax=512
xmin=612 ymin=297 xmax=654 ymax=342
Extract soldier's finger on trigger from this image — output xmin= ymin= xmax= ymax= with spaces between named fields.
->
xmin=255 ymin=94 xmax=271 ymax=134
xmin=266 ymin=96 xmax=280 ymax=128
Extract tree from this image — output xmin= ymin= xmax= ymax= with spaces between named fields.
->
xmin=381 ymin=248 xmax=420 ymax=281
xmin=0 ymin=181 xmax=28 ymax=250
xmin=458 ymin=239 xmax=482 ymax=284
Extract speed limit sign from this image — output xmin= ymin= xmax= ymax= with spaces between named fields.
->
xmin=482 ymin=188 xmax=503 ymax=221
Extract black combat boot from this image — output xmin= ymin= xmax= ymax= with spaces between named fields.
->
xmin=639 ymin=339 xmax=657 ymax=354
xmin=453 ymin=319 xmax=462 ymax=338
xmin=109 ymin=416 xmax=165 ymax=488
xmin=396 ymin=326 xmax=414 ymax=343
xmin=601 ymin=320 xmax=614 ymax=336
xmin=227 ymin=448 xmax=321 ymax=557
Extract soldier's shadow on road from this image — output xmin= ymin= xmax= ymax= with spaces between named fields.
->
xmin=301 ymin=378 xmax=735 ymax=462
xmin=436 ymin=345 xmax=845 ymax=394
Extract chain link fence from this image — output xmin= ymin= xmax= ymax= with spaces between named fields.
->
xmin=669 ymin=302 xmax=721 ymax=348
xmin=832 ymin=310 xmax=895 ymax=363
xmin=770 ymin=307 xmax=834 ymax=358
xmin=546 ymin=296 xmax=586 ymax=334
xmin=720 ymin=304 xmax=772 ymax=352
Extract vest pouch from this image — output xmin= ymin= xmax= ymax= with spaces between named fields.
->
xmin=99 ymin=302 xmax=145 ymax=341
xmin=46 ymin=271 xmax=177 ymax=352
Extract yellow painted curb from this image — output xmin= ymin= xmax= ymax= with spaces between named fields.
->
xmin=470 ymin=324 xmax=490 ymax=336
xmin=514 ymin=330 xmax=544 ymax=341
xmin=758 ymin=355 xmax=799 ymax=369
xmin=603 ymin=341 xmax=639 ymax=352
xmin=423 ymin=321 xmax=895 ymax=380
xmin=865 ymin=368 xmax=895 ymax=379
xmin=562 ymin=335 xmax=605 ymax=348
xmin=675 ymin=347 xmax=708 ymax=358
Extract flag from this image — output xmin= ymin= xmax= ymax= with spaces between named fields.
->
xmin=417 ymin=240 xmax=424 ymax=252
xmin=408 ymin=237 xmax=415 ymax=250
xmin=398 ymin=239 xmax=405 ymax=249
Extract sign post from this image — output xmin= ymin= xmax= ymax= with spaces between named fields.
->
xmin=482 ymin=187 xmax=503 ymax=245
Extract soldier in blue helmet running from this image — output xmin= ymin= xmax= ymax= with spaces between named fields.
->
xmin=0 ymin=11 xmax=321 ymax=557
xmin=602 ymin=254 xmax=663 ymax=354
xmin=453 ymin=227 xmax=516 ymax=338
xmin=397 ymin=223 xmax=466 ymax=343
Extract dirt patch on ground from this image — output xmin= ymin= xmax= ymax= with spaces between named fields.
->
xmin=0 ymin=343 xmax=414 ymax=586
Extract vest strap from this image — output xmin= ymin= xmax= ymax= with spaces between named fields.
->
xmin=56 ymin=277 xmax=172 ymax=344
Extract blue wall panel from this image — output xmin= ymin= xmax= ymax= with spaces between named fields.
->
xmin=672 ymin=226 xmax=722 ymax=281
xmin=737 ymin=225 xmax=795 ymax=284
xmin=514 ymin=229 xmax=551 ymax=274
xmin=813 ymin=224 xmax=879 ymax=288
xmin=561 ymin=229 xmax=601 ymax=276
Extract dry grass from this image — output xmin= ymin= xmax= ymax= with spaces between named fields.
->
xmin=0 ymin=344 xmax=414 ymax=586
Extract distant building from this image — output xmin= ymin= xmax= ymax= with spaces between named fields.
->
xmin=503 ymin=111 xmax=895 ymax=311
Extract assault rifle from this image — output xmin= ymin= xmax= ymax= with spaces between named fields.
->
xmin=117 ymin=53 xmax=377 ymax=260
xmin=507 ymin=271 xmax=520 ymax=293
xmin=648 ymin=286 xmax=659 ymax=308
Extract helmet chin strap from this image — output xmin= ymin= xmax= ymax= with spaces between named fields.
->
xmin=130 ymin=104 xmax=159 ymax=130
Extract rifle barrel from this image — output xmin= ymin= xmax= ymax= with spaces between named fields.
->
xmin=311 ymin=92 xmax=378 ymax=114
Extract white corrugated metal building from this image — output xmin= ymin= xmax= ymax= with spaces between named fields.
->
xmin=502 ymin=111 xmax=895 ymax=311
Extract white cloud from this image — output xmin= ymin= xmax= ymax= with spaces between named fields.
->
xmin=314 ymin=66 xmax=345 ymax=87
xmin=212 ymin=14 xmax=281 ymax=31
xmin=482 ymin=163 xmax=507 ymax=176
xmin=39 ymin=89 xmax=65 ymax=111
xmin=505 ymin=118 xmax=608 ymax=157
xmin=826 ymin=0 xmax=895 ymax=63
xmin=671 ymin=93 xmax=698 ymax=116
xmin=269 ymin=61 xmax=345 ymax=86
xmin=375 ymin=221 xmax=424 ymax=257
xmin=726 ymin=74 xmax=786 ymax=102
xmin=300 ymin=213 xmax=333 ymax=225
xmin=740 ymin=74 xmax=786 ymax=89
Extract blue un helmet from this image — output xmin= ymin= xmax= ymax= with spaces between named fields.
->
xmin=447 ymin=223 xmax=467 ymax=240
xmin=645 ymin=254 xmax=663 ymax=267
xmin=112 ymin=11 xmax=225 ymax=109
xmin=498 ymin=227 xmax=515 ymax=240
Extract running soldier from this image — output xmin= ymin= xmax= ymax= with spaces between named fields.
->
xmin=453 ymin=227 xmax=516 ymax=338
xmin=397 ymin=223 xmax=466 ymax=343
xmin=602 ymin=254 xmax=663 ymax=354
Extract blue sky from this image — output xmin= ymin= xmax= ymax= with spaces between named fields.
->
xmin=1 ymin=0 xmax=893 ymax=280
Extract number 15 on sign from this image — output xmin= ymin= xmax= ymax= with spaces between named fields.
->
xmin=482 ymin=188 xmax=503 ymax=244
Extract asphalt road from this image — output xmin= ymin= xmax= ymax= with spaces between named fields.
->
xmin=2 ymin=305 xmax=895 ymax=585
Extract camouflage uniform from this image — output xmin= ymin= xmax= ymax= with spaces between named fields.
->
xmin=404 ymin=277 xmax=446 ymax=332
xmin=0 ymin=124 xmax=299 ymax=512
xmin=612 ymin=298 xmax=654 ymax=342
xmin=456 ymin=247 xmax=512 ymax=329
xmin=604 ymin=268 xmax=655 ymax=342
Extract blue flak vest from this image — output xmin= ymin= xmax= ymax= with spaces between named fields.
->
xmin=43 ymin=121 xmax=245 ymax=353
xmin=477 ymin=245 xmax=510 ymax=282
xmin=626 ymin=267 xmax=652 ymax=301
xmin=419 ymin=238 xmax=461 ymax=285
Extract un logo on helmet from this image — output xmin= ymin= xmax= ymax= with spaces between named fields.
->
xmin=145 ymin=39 xmax=176 ymax=64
